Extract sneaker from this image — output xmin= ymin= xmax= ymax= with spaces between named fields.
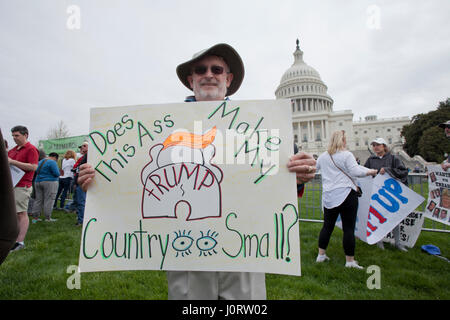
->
xmin=345 ymin=261 xmax=364 ymax=269
xmin=10 ymin=242 xmax=25 ymax=252
xmin=75 ymin=222 xmax=83 ymax=226
xmin=31 ymin=218 xmax=42 ymax=224
xmin=45 ymin=218 xmax=58 ymax=222
xmin=316 ymin=254 xmax=330 ymax=263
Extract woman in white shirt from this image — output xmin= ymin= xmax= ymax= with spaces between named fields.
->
xmin=54 ymin=150 xmax=76 ymax=209
xmin=315 ymin=130 xmax=377 ymax=269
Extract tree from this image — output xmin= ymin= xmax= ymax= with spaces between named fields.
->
xmin=418 ymin=127 xmax=450 ymax=162
xmin=401 ymin=98 xmax=450 ymax=162
xmin=46 ymin=120 xmax=70 ymax=139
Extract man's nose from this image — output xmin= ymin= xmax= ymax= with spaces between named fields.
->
xmin=203 ymin=66 xmax=216 ymax=77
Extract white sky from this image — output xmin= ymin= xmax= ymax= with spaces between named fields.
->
xmin=1 ymin=0 xmax=449 ymax=147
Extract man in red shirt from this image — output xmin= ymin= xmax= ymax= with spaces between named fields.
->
xmin=8 ymin=125 xmax=39 ymax=251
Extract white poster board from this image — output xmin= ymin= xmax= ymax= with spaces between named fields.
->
xmin=425 ymin=165 xmax=450 ymax=226
xmin=78 ymin=99 xmax=301 ymax=276
xmin=382 ymin=211 xmax=424 ymax=248
xmin=10 ymin=165 xmax=25 ymax=187
xmin=337 ymin=174 xmax=425 ymax=244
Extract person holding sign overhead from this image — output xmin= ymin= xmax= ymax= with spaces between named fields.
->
xmin=78 ymin=43 xmax=316 ymax=299
xmin=364 ymin=137 xmax=409 ymax=251
xmin=315 ymin=130 xmax=377 ymax=269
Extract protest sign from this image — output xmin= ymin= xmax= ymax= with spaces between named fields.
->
xmin=337 ymin=174 xmax=425 ymax=245
xmin=78 ymin=99 xmax=301 ymax=276
xmin=425 ymin=165 xmax=450 ymax=226
xmin=10 ymin=165 xmax=24 ymax=187
xmin=38 ymin=135 xmax=88 ymax=155
xmin=382 ymin=211 xmax=424 ymax=248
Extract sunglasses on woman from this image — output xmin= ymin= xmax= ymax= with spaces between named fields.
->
xmin=193 ymin=65 xmax=226 ymax=75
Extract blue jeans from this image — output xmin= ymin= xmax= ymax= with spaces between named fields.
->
xmin=54 ymin=177 xmax=73 ymax=209
xmin=75 ymin=185 xmax=86 ymax=224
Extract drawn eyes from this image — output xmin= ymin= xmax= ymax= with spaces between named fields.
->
xmin=172 ymin=230 xmax=218 ymax=258
xmin=172 ymin=230 xmax=194 ymax=257
xmin=196 ymin=230 xmax=218 ymax=257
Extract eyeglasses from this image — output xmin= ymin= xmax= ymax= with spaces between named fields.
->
xmin=193 ymin=65 xmax=226 ymax=75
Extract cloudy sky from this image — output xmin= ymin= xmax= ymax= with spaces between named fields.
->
xmin=1 ymin=0 xmax=449 ymax=147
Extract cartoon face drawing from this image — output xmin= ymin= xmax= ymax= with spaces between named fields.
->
xmin=141 ymin=127 xmax=223 ymax=221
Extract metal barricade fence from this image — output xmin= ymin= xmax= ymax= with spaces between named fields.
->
xmin=299 ymin=173 xmax=450 ymax=233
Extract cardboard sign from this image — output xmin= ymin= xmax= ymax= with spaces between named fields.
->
xmin=382 ymin=211 xmax=424 ymax=248
xmin=425 ymin=165 xmax=450 ymax=226
xmin=78 ymin=99 xmax=301 ymax=275
xmin=337 ymin=174 xmax=425 ymax=244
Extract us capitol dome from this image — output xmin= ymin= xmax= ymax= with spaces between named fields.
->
xmin=275 ymin=39 xmax=409 ymax=157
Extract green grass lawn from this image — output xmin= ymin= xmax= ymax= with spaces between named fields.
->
xmin=0 ymin=209 xmax=448 ymax=300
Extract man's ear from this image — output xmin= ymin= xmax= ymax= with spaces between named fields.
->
xmin=226 ymin=73 xmax=233 ymax=88
xmin=187 ymin=75 xmax=194 ymax=89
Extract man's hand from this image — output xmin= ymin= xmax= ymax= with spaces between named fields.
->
xmin=287 ymin=152 xmax=316 ymax=184
xmin=8 ymin=157 xmax=37 ymax=172
xmin=78 ymin=163 xmax=95 ymax=192
xmin=442 ymin=162 xmax=450 ymax=171
xmin=379 ymin=167 xmax=386 ymax=175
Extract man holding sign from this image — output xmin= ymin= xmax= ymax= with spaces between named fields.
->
xmin=78 ymin=43 xmax=316 ymax=300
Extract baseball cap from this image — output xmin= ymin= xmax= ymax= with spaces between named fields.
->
xmin=371 ymin=137 xmax=387 ymax=145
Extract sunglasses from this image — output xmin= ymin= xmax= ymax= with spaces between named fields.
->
xmin=193 ymin=65 xmax=226 ymax=75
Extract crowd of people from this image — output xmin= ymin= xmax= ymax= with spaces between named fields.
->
xmin=2 ymin=42 xmax=449 ymax=300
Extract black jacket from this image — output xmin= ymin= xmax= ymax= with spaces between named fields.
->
xmin=364 ymin=152 xmax=408 ymax=185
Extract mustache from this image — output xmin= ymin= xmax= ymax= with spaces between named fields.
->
xmin=199 ymin=80 xmax=219 ymax=86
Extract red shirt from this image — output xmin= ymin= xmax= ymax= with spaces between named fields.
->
xmin=8 ymin=142 xmax=39 ymax=188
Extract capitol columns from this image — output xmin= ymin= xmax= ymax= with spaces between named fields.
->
xmin=321 ymin=119 xmax=325 ymax=140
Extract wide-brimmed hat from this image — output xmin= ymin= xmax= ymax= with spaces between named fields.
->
xmin=371 ymin=137 xmax=387 ymax=145
xmin=438 ymin=120 xmax=450 ymax=128
xmin=176 ymin=43 xmax=244 ymax=97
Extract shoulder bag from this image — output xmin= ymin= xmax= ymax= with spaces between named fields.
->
xmin=31 ymin=159 xmax=48 ymax=199
xmin=329 ymin=154 xmax=363 ymax=197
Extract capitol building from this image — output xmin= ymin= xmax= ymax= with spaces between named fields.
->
xmin=276 ymin=40 xmax=410 ymax=158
